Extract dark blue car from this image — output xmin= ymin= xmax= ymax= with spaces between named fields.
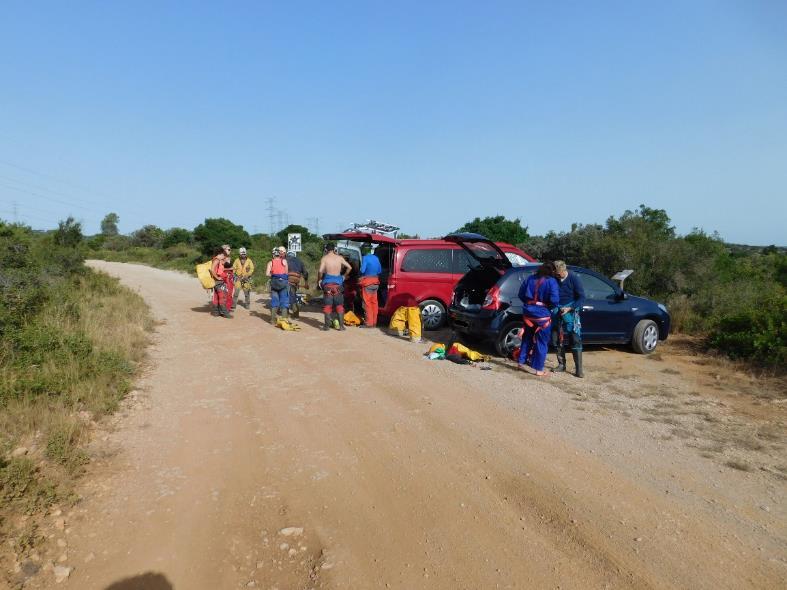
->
xmin=444 ymin=233 xmax=671 ymax=357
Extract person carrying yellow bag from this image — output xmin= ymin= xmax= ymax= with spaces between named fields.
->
xmin=389 ymin=305 xmax=423 ymax=343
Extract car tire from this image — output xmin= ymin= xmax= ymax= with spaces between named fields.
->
xmin=419 ymin=299 xmax=446 ymax=331
xmin=632 ymin=319 xmax=659 ymax=354
xmin=496 ymin=321 xmax=523 ymax=358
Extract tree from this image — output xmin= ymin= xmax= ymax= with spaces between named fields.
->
xmin=131 ymin=225 xmax=165 ymax=248
xmin=456 ymin=215 xmax=529 ymax=245
xmin=193 ymin=218 xmax=251 ymax=256
xmin=101 ymin=212 xmax=120 ymax=236
xmin=162 ymin=227 xmax=193 ymax=248
xmin=54 ymin=216 xmax=83 ymax=248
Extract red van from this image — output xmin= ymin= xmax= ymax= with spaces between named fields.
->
xmin=323 ymin=232 xmax=535 ymax=330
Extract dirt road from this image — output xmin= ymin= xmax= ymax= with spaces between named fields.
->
xmin=26 ymin=261 xmax=786 ymax=589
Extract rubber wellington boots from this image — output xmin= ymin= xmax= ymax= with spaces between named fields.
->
xmin=281 ymin=308 xmax=289 ymax=320
xmin=322 ymin=313 xmax=332 ymax=331
xmin=270 ymin=308 xmax=278 ymax=326
xmin=337 ymin=312 xmax=346 ymax=330
xmin=553 ymin=347 xmax=566 ymax=372
xmin=244 ymin=291 xmax=251 ymax=309
xmin=572 ymin=350 xmax=584 ymax=378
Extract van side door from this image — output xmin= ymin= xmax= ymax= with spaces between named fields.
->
xmin=391 ymin=247 xmax=454 ymax=310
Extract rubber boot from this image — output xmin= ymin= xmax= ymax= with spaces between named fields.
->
xmin=552 ymin=347 xmax=566 ymax=372
xmin=218 ymin=304 xmax=230 ymax=318
xmin=322 ymin=313 xmax=332 ymax=331
xmin=281 ymin=308 xmax=289 ymax=320
xmin=233 ymin=292 xmax=239 ymax=309
xmin=270 ymin=308 xmax=278 ymax=326
xmin=572 ymin=350 xmax=584 ymax=378
xmin=245 ymin=291 xmax=251 ymax=309
xmin=338 ymin=312 xmax=346 ymax=330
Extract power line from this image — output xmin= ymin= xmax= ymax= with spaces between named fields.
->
xmin=0 ymin=159 xmax=118 ymax=206
xmin=0 ymin=181 xmax=95 ymax=212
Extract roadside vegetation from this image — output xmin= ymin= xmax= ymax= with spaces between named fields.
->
xmin=0 ymin=218 xmax=152 ymax=555
xmin=519 ymin=205 xmax=785 ymax=367
xmin=90 ymin=206 xmax=785 ymax=367
xmin=89 ymin=215 xmax=325 ymax=289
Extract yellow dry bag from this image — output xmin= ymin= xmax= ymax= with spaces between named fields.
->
xmin=196 ymin=261 xmax=216 ymax=289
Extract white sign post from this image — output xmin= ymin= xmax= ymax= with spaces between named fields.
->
xmin=287 ymin=233 xmax=302 ymax=252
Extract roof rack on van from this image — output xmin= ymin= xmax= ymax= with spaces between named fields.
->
xmin=343 ymin=220 xmax=400 ymax=238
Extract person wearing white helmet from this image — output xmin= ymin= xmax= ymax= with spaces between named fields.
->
xmin=265 ymin=246 xmax=290 ymax=325
xmin=232 ymin=247 xmax=255 ymax=309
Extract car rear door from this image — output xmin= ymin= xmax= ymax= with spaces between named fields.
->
xmin=443 ymin=233 xmax=512 ymax=273
xmin=573 ymin=270 xmax=630 ymax=342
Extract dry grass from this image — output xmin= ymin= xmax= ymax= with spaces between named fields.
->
xmin=1 ymin=269 xmax=152 ymax=559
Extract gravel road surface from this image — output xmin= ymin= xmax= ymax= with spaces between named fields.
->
xmin=24 ymin=261 xmax=784 ymax=590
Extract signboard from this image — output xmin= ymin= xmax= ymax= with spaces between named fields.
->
xmin=287 ymin=233 xmax=302 ymax=252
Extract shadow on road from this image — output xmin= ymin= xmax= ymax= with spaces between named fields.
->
xmin=105 ymin=572 xmax=173 ymax=590
xmin=190 ymin=304 xmax=215 ymax=314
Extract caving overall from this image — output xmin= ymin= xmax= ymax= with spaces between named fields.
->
xmin=517 ymin=275 xmax=559 ymax=371
xmin=233 ymin=257 xmax=255 ymax=309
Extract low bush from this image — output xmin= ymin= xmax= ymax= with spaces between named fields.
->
xmin=0 ymin=219 xmax=153 ymax=553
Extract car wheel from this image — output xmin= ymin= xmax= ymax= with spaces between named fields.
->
xmin=496 ymin=321 xmax=523 ymax=358
xmin=419 ymin=299 xmax=446 ymax=331
xmin=632 ymin=319 xmax=659 ymax=354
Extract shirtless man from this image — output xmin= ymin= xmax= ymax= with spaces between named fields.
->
xmin=318 ymin=242 xmax=352 ymax=331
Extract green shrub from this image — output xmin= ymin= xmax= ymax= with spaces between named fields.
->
xmin=708 ymin=296 xmax=786 ymax=365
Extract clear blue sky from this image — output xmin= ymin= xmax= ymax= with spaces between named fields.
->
xmin=1 ymin=1 xmax=785 ymax=245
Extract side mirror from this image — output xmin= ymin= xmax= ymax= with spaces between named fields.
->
xmin=615 ymin=290 xmax=627 ymax=301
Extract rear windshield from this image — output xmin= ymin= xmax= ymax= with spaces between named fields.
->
xmin=501 ymin=268 xmax=535 ymax=295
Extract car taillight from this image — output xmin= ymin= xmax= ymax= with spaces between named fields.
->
xmin=482 ymin=285 xmax=500 ymax=310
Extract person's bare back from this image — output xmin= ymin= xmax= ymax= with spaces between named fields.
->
xmin=319 ymin=251 xmax=351 ymax=280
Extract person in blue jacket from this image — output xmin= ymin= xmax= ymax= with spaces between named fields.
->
xmin=552 ymin=260 xmax=586 ymax=377
xmin=517 ymin=262 xmax=560 ymax=376
xmin=358 ymin=243 xmax=382 ymax=327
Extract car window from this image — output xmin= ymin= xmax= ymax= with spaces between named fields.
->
xmin=452 ymin=249 xmax=480 ymax=273
xmin=576 ymin=272 xmax=617 ymax=299
xmin=401 ymin=249 xmax=453 ymax=273
xmin=502 ymin=269 xmax=533 ymax=295
xmin=505 ymin=252 xmax=529 ymax=267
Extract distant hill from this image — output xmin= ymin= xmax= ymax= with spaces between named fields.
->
xmin=726 ymin=243 xmax=786 ymax=255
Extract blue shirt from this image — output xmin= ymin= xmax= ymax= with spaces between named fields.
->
xmin=360 ymin=253 xmax=382 ymax=276
xmin=557 ymin=271 xmax=585 ymax=309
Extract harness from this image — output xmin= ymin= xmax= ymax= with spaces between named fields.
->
xmin=359 ymin=275 xmax=380 ymax=292
xmin=323 ymin=283 xmax=342 ymax=296
xmin=524 ymin=278 xmax=552 ymax=330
